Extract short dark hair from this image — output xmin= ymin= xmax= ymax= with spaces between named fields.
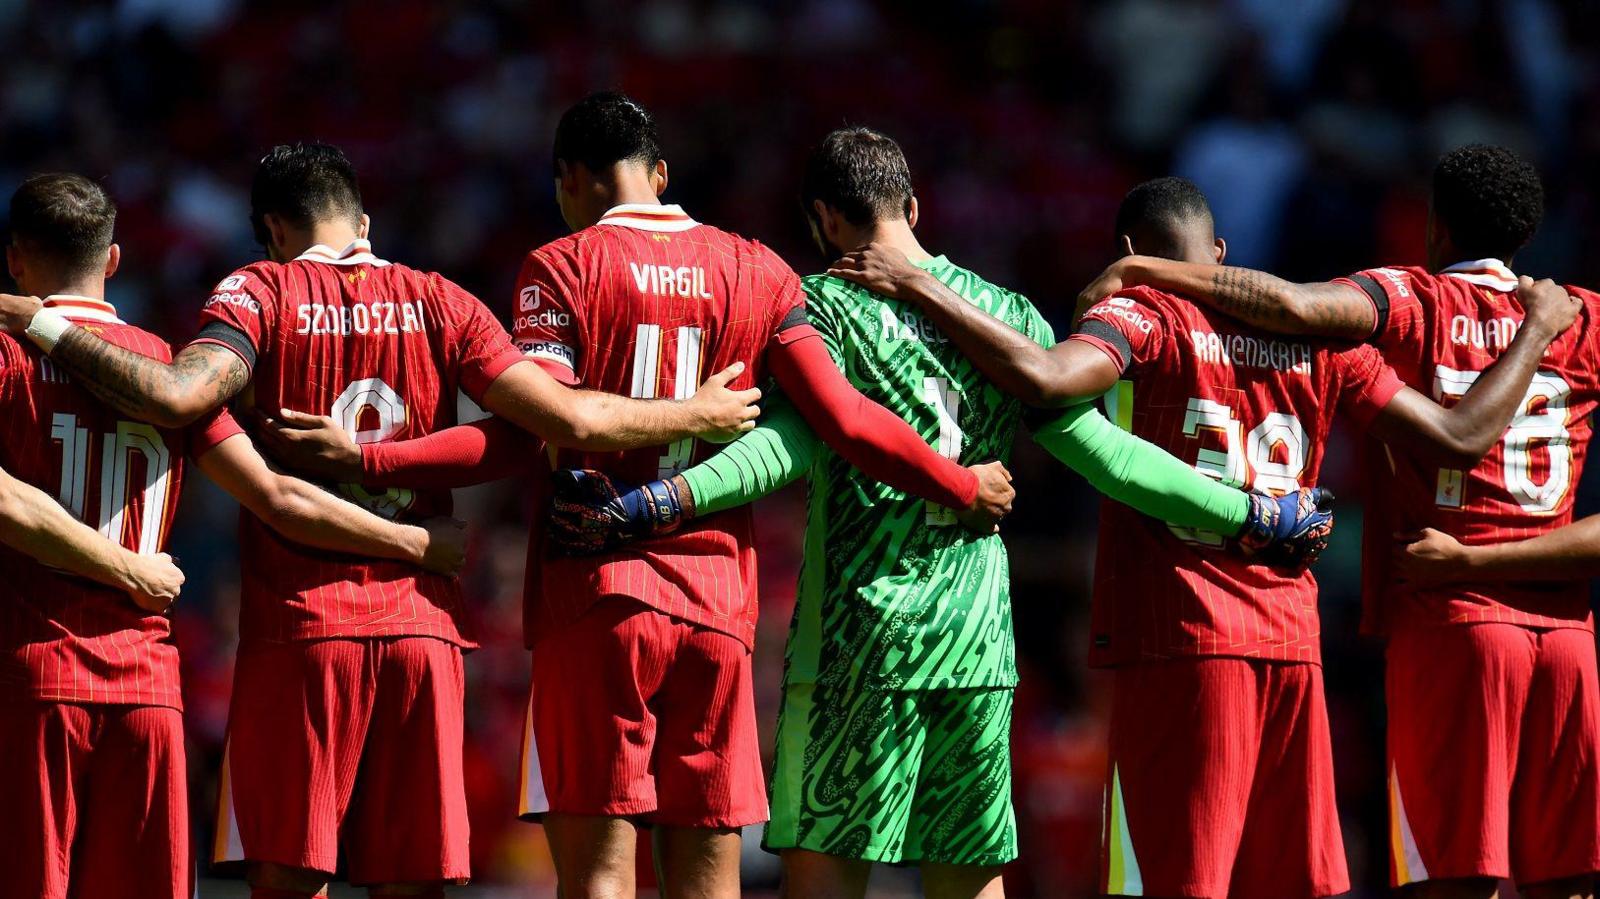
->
xmin=801 ymin=127 xmax=914 ymax=227
xmin=552 ymin=91 xmax=662 ymax=178
xmin=250 ymin=142 xmax=363 ymax=246
xmin=1114 ymin=177 xmax=1213 ymax=242
xmin=9 ymin=173 xmax=117 ymax=276
xmin=1431 ymin=144 xmax=1543 ymax=261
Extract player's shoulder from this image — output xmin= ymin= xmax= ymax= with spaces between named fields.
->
xmin=798 ymin=272 xmax=870 ymax=311
xmin=89 ymin=320 xmax=175 ymax=362
xmin=1105 ymin=284 xmax=1188 ymax=322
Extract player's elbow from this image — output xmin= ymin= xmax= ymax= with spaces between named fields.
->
xmin=1433 ymin=427 xmax=1493 ymax=469
xmin=253 ymin=478 xmax=318 ymax=534
xmin=146 ymin=389 xmax=209 ymax=429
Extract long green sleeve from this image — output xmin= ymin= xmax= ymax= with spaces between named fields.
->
xmin=1031 ymin=403 xmax=1248 ymax=533
xmin=679 ymin=395 xmax=820 ymax=515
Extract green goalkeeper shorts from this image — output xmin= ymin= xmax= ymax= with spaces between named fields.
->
xmin=763 ymin=681 xmax=1017 ymax=867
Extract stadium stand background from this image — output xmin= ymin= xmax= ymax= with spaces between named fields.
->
xmin=2 ymin=0 xmax=1596 ymax=895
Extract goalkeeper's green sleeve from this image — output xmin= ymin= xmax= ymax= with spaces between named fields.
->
xmin=680 ymin=395 xmax=820 ymax=516
xmin=1031 ymin=403 xmax=1247 ymax=533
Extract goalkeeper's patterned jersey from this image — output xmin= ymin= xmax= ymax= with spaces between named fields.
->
xmin=788 ymin=258 xmax=1052 ymax=692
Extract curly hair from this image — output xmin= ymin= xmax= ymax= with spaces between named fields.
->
xmin=1431 ymin=144 xmax=1543 ymax=261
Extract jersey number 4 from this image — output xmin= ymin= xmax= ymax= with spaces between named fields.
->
xmin=50 ymin=413 xmax=172 ymax=556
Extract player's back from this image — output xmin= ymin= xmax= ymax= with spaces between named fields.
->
xmin=1351 ymin=263 xmax=1600 ymax=631
xmin=1077 ymin=286 xmax=1402 ymax=667
xmin=0 ymin=298 xmax=198 ymax=708
xmin=197 ymin=240 xmax=522 ymax=646
xmin=788 ymin=259 xmax=1050 ymax=691
xmin=514 ymin=205 xmax=802 ymax=648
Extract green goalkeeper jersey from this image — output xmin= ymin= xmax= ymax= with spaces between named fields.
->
xmin=790 ymin=258 xmax=1052 ymax=692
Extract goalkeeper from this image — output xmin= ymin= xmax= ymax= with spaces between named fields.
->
xmin=549 ymin=128 xmax=1330 ymax=899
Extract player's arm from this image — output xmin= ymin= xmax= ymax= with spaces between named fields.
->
xmin=1075 ymin=256 xmax=1378 ymax=340
xmin=548 ymin=395 xmax=820 ymax=553
xmin=1400 ymin=521 xmax=1600 ymax=583
xmin=194 ymin=433 xmax=465 ymax=575
xmin=0 ymin=295 xmax=247 ymax=428
xmin=0 ymin=464 xmax=184 ymax=612
xmin=255 ymin=413 xmax=535 ymax=488
xmin=827 ymin=245 xmax=1121 ymax=407
xmin=481 ymin=358 xmax=759 ymax=450
xmin=1365 ymin=277 xmax=1578 ymax=466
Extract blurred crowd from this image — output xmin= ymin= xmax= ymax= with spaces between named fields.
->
xmin=4 ymin=0 xmax=1600 ymax=894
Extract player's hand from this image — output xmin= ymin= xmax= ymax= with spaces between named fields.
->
xmin=1236 ymin=488 xmax=1335 ymax=569
xmin=548 ymin=469 xmax=687 ymax=555
xmin=686 ymin=362 xmax=761 ymax=442
xmin=957 ymin=461 xmax=1014 ymax=534
xmin=827 ymin=243 xmax=931 ymax=301
xmin=1395 ymin=528 xmax=1470 ymax=583
xmin=1516 ymin=275 xmax=1581 ymax=340
xmin=1074 ymin=256 xmax=1135 ymax=324
xmin=0 ymin=293 xmax=43 ymax=335
xmin=418 ymin=517 xmax=468 ymax=576
xmin=125 ymin=552 xmax=184 ymax=614
xmin=255 ymin=408 xmax=363 ymax=483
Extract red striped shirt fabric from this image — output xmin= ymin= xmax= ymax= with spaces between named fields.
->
xmin=0 ymin=296 xmax=236 ymax=708
xmin=191 ymin=240 xmax=524 ymax=646
xmin=512 ymin=204 xmax=806 ymax=649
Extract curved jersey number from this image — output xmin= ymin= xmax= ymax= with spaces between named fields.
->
xmin=629 ymin=323 xmax=703 ymax=478
xmin=50 ymin=414 xmax=173 ymax=556
xmin=1433 ymin=366 xmax=1571 ymax=513
xmin=331 ymin=378 xmax=416 ymax=519
xmin=1173 ymin=398 xmax=1308 ymax=546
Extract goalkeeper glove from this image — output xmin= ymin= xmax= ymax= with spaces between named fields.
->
xmin=1237 ymin=487 xmax=1335 ymax=569
xmin=548 ymin=469 xmax=686 ymax=555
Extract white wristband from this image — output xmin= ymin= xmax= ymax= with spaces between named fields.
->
xmin=24 ymin=307 xmax=74 ymax=353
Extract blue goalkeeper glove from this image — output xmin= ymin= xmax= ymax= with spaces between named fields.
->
xmin=1236 ymin=487 xmax=1335 ymax=569
xmin=548 ymin=469 xmax=687 ymax=555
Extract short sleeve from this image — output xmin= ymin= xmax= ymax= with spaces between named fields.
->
xmin=1332 ymin=266 xmax=1427 ymax=361
xmin=1068 ymin=287 xmax=1168 ymax=375
xmin=1332 ymin=343 xmax=1406 ymax=430
xmin=191 ymin=265 xmax=275 ymax=370
xmin=435 ymin=276 xmax=523 ymax=403
xmin=798 ymin=275 xmax=847 ymax=366
xmin=762 ymin=252 xmax=818 ymax=347
xmin=188 ymin=405 xmax=245 ymax=459
xmin=512 ymin=247 xmax=582 ymax=385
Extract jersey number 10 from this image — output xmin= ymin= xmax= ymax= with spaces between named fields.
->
xmin=50 ymin=413 xmax=172 ymax=556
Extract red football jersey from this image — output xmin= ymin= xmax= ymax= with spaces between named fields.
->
xmin=1072 ymin=286 xmax=1403 ymax=667
xmin=0 ymin=296 xmax=237 ymax=708
xmin=192 ymin=239 xmax=524 ymax=646
xmin=1338 ymin=261 xmax=1600 ymax=633
xmin=513 ymin=204 xmax=808 ymax=648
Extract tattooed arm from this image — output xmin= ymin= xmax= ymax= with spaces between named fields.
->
xmin=45 ymin=328 xmax=247 ymax=429
xmin=1076 ymin=257 xmax=1378 ymax=340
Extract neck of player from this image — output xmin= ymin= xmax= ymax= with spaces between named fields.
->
xmin=843 ymin=218 xmax=932 ymax=264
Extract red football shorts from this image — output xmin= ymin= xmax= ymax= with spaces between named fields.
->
xmin=1386 ymin=622 xmax=1600 ymax=887
xmin=0 ymin=701 xmax=188 ymax=899
xmin=214 ymin=637 xmax=470 ymax=885
xmin=520 ymin=596 xmax=767 ymax=828
xmin=1101 ymin=658 xmax=1347 ymax=899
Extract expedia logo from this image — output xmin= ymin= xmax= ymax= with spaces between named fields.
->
xmin=519 ymin=285 xmax=541 ymax=312
xmin=207 ymin=292 xmax=260 ymax=314
xmin=216 ymin=274 xmax=248 ymax=291
xmin=516 ymin=309 xmax=571 ymax=331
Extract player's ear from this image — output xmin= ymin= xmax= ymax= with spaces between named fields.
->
xmin=103 ymin=243 xmax=120 ymax=280
xmin=1119 ymin=234 xmax=1136 ymax=258
xmin=263 ymin=214 xmax=291 ymax=261
xmin=651 ymin=159 xmax=669 ymax=197
xmin=5 ymin=244 xmax=21 ymax=284
xmin=906 ymin=196 xmax=920 ymax=229
xmin=1213 ymin=237 xmax=1227 ymax=265
xmin=357 ymin=214 xmax=371 ymax=240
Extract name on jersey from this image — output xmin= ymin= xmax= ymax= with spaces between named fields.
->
xmin=1191 ymin=328 xmax=1312 ymax=375
xmin=1451 ymin=314 xmax=1521 ymax=351
xmin=294 ymin=301 xmax=427 ymax=337
xmin=630 ymin=262 xmax=713 ymax=300
xmin=879 ymin=307 xmax=947 ymax=344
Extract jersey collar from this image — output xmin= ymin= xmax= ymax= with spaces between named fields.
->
xmin=43 ymin=294 xmax=123 ymax=324
xmin=597 ymin=203 xmax=699 ymax=233
xmin=294 ymin=238 xmax=391 ymax=267
xmin=1441 ymin=258 xmax=1517 ymax=291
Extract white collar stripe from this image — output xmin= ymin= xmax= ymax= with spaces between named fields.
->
xmin=294 ymin=239 xmax=391 ymax=267
xmin=598 ymin=203 xmax=699 ymax=233
xmin=44 ymin=295 xmax=123 ymax=324
xmin=1442 ymin=258 xmax=1516 ymax=291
